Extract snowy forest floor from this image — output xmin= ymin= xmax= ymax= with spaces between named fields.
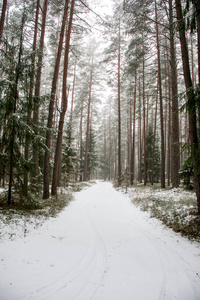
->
xmin=1 ymin=181 xmax=200 ymax=242
xmin=0 ymin=181 xmax=200 ymax=300
xmin=126 ymin=184 xmax=200 ymax=242
xmin=0 ymin=182 xmax=92 ymax=241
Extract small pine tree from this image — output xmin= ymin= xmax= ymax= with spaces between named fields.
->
xmin=82 ymin=126 xmax=98 ymax=181
xmin=87 ymin=127 xmax=98 ymax=179
xmin=62 ymin=122 xmax=78 ymax=186
xmin=142 ymin=125 xmax=160 ymax=183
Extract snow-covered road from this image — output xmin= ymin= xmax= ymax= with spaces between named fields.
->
xmin=0 ymin=181 xmax=200 ymax=300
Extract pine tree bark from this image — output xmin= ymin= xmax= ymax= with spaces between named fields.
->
xmin=117 ymin=23 xmax=122 ymax=186
xmin=197 ymin=0 xmax=200 ymax=142
xmin=79 ymin=98 xmax=84 ymax=182
xmin=167 ymin=72 xmax=171 ymax=186
xmin=143 ymin=57 xmax=147 ymax=186
xmin=104 ymin=121 xmax=107 ymax=181
xmin=155 ymin=0 xmax=165 ymax=188
xmin=109 ymin=109 xmax=112 ymax=180
xmin=130 ymin=72 xmax=137 ymax=185
xmin=127 ymin=97 xmax=131 ymax=174
xmin=138 ymin=77 xmax=142 ymax=183
xmin=175 ymin=0 xmax=200 ymax=214
xmin=32 ymin=0 xmax=48 ymax=183
xmin=0 ymin=0 xmax=7 ymax=44
xmin=169 ymin=0 xmax=180 ymax=187
xmin=43 ymin=0 xmax=69 ymax=199
xmin=51 ymin=0 xmax=75 ymax=196
xmin=151 ymin=78 xmax=159 ymax=185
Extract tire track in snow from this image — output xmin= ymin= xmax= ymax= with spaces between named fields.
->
xmin=73 ymin=202 xmax=108 ymax=300
xmin=104 ymin=190 xmax=167 ymax=300
xmin=151 ymin=238 xmax=199 ymax=300
xmin=19 ymin=207 xmax=98 ymax=300
xmin=78 ymin=183 xmax=166 ymax=300
xmin=20 ymin=195 xmax=108 ymax=300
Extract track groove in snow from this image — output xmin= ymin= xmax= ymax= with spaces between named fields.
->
xmin=0 ymin=181 xmax=200 ymax=300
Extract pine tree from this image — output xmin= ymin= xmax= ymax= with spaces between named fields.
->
xmin=144 ymin=125 xmax=161 ymax=183
xmin=175 ymin=0 xmax=200 ymax=214
xmin=43 ymin=0 xmax=69 ymax=199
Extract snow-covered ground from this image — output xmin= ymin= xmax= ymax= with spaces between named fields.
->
xmin=0 ymin=181 xmax=200 ymax=300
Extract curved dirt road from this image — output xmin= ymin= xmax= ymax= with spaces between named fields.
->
xmin=0 ymin=182 xmax=200 ymax=300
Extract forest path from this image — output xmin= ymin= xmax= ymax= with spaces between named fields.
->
xmin=0 ymin=181 xmax=200 ymax=300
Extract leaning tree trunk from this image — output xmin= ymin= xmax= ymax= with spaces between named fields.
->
xmin=175 ymin=0 xmax=200 ymax=214
xmin=51 ymin=0 xmax=75 ymax=196
xmin=43 ymin=0 xmax=69 ymax=199
xmin=155 ymin=0 xmax=165 ymax=188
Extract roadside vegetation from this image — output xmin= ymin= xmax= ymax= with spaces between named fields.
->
xmin=0 ymin=181 xmax=93 ymax=240
xmin=128 ymin=184 xmax=200 ymax=242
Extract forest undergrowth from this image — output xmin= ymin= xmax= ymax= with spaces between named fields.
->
xmin=127 ymin=184 xmax=200 ymax=242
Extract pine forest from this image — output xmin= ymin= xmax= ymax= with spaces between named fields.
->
xmin=0 ymin=0 xmax=200 ymax=215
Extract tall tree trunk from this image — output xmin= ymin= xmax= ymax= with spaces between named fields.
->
xmin=104 ymin=121 xmax=107 ymax=181
xmin=143 ymin=57 xmax=147 ymax=186
xmin=24 ymin=0 xmax=40 ymax=194
xmin=51 ymin=0 xmax=75 ymax=196
xmin=175 ymin=0 xmax=200 ymax=214
xmin=32 ymin=0 xmax=48 ymax=183
xmin=155 ymin=0 xmax=165 ymax=188
xmin=0 ymin=0 xmax=7 ymax=44
xmin=43 ymin=0 xmax=69 ymax=199
xmin=197 ymin=0 xmax=200 ymax=142
xmin=138 ymin=76 xmax=142 ymax=183
xmin=79 ymin=98 xmax=84 ymax=182
xmin=169 ymin=0 xmax=180 ymax=187
xmin=130 ymin=72 xmax=137 ymax=185
xmin=127 ymin=97 xmax=131 ymax=173
xmin=109 ymin=108 xmax=112 ymax=180
xmin=146 ymin=94 xmax=149 ymax=134
xmin=63 ymin=60 xmax=76 ymax=185
xmin=151 ymin=78 xmax=159 ymax=185
xmin=167 ymin=68 xmax=171 ymax=186
xmin=117 ymin=22 xmax=122 ymax=186
xmin=83 ymin=66 xmax=93 ymax=181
